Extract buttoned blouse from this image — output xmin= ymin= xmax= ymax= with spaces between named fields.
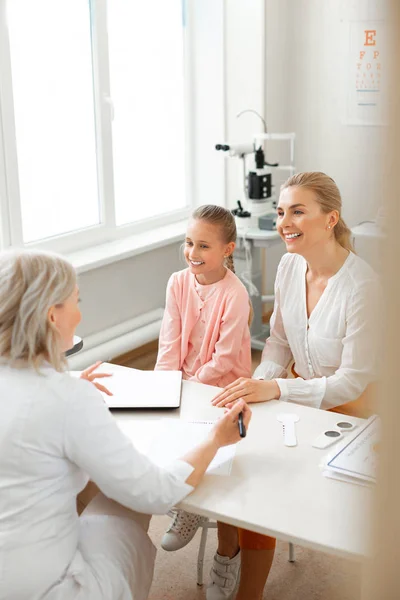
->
xmin=253 ymin=252 xmax=381 ymax=410
xmin=183 ymin=278 xmax=220 ymax=379
xmin=156 ymin=268 xmax=252 ymax=387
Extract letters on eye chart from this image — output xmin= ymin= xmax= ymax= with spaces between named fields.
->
xmin=346 ymin=21 xmax=386 ymax=126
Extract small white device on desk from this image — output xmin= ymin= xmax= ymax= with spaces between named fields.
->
xmin=312 ymin=420 xmax=357 ymax=449
xmin=277 ymin=413 xmax=299 ymax=447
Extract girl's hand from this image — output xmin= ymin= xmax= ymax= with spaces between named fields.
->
xmin=80 ymin=361 xmax=113 ymax=396
xmin=210 ymin=400 xmax=252 ymax=447
xmin=211 ymin=377 xmax=280 ymax=407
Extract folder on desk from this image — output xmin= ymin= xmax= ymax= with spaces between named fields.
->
xmin=73 ymin=363 xmax=182 ymax=409
xmin=323 ymin=415 xmax=380 ymax=485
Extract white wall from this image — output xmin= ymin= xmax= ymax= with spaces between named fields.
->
xmin=224 ymin=0 xmax=266 ymax=208
xmin=76 ymin=242 xmax=184 ymax=339
xmin=260 ymin=0 xmax=387 ymax=292
xmin=76 ymin=1 xmax=265 ymax=342
xmin=78 ymin=0 xmax=388 ymax=343
xmin=266 ymin=0 xmax=386 ymax=225
xmin=189 ymin=0 xmax=225 ymax=207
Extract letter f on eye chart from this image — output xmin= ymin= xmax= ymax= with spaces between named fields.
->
xmin=277 ymin=413 xmax=300 ymax=447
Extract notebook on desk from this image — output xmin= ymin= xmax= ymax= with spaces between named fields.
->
xmin=323 ymin=414 xmax=380 ymax=485
xmin=72 ymin=362 xmax=182 ymax=409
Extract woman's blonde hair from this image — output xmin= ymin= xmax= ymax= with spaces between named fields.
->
xmin=0 ymin=249 xmax=76 ymax=371
xmin=281 ymin=172 xmax=354 ymax=252
xmin=191 ymin=205 xmax=253 ymax=325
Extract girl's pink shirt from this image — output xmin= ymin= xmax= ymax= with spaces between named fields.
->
xmin=155 ymin=268 xmax=252 ymax=388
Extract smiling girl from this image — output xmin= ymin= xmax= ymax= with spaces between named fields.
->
xmin=155 ymin=205 xmax=252 ymax=557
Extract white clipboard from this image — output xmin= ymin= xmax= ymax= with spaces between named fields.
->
xmin=324 ymin=415 xmax=380 ymax=484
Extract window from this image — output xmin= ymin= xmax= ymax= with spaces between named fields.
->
xmin=7 ymin=0 xmax=99 ymax=243
xmin=0 ymin=0 xmax=190 ymax=251
xmin=107 ymin=0 xmax=187 ymax=226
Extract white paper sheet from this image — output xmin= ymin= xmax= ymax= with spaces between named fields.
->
xmin=147 ymin=419 xmax=236 ymax=476
xmin=322 ymin=469 xmax=372 ymax=488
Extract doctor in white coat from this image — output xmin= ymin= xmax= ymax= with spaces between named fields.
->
xmin=0 ymin=249 xmax=251 ymax=600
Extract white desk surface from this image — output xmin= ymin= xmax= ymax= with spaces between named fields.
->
xmin=114 ymin=380 xmax=372 ymax=561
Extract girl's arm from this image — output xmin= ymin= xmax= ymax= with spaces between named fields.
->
xmin=155 ymin=274 xmax=182 ymax=371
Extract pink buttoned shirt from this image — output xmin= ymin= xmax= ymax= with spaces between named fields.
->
xmin=155 ymin=268 xmax=252 ymax=387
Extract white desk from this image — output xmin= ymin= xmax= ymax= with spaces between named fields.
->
xmin=114 ymin=380 xmax=372 ymax=561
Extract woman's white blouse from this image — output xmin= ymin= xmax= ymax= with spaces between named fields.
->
xmin=0 ymin=364 xmax=194 ymax=600
xmin=253 ymin=252 xmax=381 ymax=410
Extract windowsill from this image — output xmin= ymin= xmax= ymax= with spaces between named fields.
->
xmin=68 ymin=220 xmax=187 ymax=274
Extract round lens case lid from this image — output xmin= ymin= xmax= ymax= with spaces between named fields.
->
xmin=324 ymin=430 xmax=341 ymax=438
xmin=335 ymin=421 xmax=356 ymax=432
xmin=312 ymin=429 xmax=343 ymax=449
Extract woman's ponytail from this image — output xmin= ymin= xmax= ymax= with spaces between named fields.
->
xmin=334 ymin=217 xmax=354 ymax=253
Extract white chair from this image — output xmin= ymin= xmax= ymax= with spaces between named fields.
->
xmin=196 ymin=519 xmax=295 ymax=586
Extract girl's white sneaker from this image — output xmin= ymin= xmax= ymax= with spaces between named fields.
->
xmin=161 ymin=509 xmax=207 ymax=551
xmin=206 ymin=551 xmax=241 ymax=600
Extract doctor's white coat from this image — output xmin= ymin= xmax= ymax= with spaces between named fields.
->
xmin=0 ymin=363 xmax=194 ymax=600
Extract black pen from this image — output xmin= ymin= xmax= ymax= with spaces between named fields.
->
xmin=238 ymin=411 xmax=246 ymax=438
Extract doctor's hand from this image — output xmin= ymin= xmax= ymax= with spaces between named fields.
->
xmin=182 ymin=400 xmax=252 ymax=488
xmin=210 ymin=400 xmax=252 ymax=447
xmin=211 ymin=377 xmax=280 ymax=407
xmin=80 ymin=361 xmax=113 ymax=396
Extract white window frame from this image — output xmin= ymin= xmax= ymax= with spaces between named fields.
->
xmin=0 ymin=0 xmax=193 ymax=254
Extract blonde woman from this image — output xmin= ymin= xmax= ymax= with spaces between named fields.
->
xmin=207 ymin=172 xmax=381 ymax=600
xmin=0 ymin=249 xmax=251 ymax=600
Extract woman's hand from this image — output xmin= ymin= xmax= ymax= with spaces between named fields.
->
xmin=80 ymin=361 xmax=113 ymax=396
xmin=211 ymin=377 xmax=280 ymax=407
xmin=209 ymin=400 xmax=252 ymax=448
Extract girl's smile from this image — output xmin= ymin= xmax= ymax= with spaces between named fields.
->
xmin=184 ymin=219 xmax=235 ymax=285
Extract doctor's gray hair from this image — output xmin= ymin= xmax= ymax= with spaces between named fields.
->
xmin=0 ymin=249 xmax=76 ymax=371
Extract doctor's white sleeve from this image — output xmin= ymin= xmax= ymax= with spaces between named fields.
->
xmin=63 ymin=379 xmax=194 ymax=514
